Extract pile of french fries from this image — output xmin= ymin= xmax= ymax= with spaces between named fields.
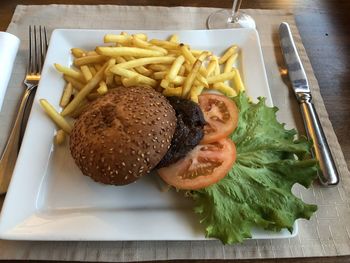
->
xmin=40 ymin=32 xmax=245 ymax=144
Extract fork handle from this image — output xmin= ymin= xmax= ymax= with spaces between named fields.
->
xmin=0 ymin=88 xmax=32 ymax=194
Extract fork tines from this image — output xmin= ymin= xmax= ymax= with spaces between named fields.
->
xmin=28 ymin=25 xmax=48 ymax=75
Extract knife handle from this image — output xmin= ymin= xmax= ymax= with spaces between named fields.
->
xmin=297 ymin=93 xmax=339 ymax=186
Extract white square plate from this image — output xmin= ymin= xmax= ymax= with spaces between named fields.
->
xmin=0 ymin=28 xmax=297 ymax=241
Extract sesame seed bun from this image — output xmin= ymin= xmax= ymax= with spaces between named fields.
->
xmin=69 ymin=86 xmax=176 ymax=185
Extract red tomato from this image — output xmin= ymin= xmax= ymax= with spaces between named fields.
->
xmin=198 ymin=93 xmax=239 ymax=144
xmin=157 ymin=138 xmax=236 ymax=190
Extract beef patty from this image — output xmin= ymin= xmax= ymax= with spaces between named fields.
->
xmin=156 ymin=96 xmax=206 ymax=168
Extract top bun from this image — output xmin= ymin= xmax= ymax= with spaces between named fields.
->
xmin=70 ymin=86 xmax=176 ymax=185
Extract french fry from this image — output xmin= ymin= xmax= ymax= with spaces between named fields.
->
xmin=180 ymin=44 xmax=196 ymax=64
xmin=153 ymin=71 xmax=167 ymax=79
xmin=132 ymin=37 xmax=168 ymax=55
xmin=74 ymin=55 xmax=107 ymax=66
xmin=96 ymin=46 xmax=164 ymax=58
xmin=122 ymin=76 xmax=143 ymax=87
xmin=132 ymin=33 xmax=148 ymax=41
xmin=183 ymin=62 xmax=208 ymax=87
xmin=54 ymin=63 xmax=85 ymax=83
xmin=115 ymin=56 xmax=127 ymax=64
xmin=116 ymin=56 xmax=151 ymax=76
xmin=39 ymin=99 xmax=72 ymax=133
xmin=71 ymin=48 xmax=86 ymax=58
xmin=167 ymin=55 xmax=185 ymax=82
xmin=61 ymin=62 xmax=109 ymax=116
xmin=168 ymin=34 xmax=178 ymax=43
xmin=69 ymin=100 xmax=89 ymax=118
xmin=149 ymin=39 xmax=179 ymax=50
xmin=219 ymin=45 xmax=238 ymax=64
xmin=94 ymin=64 xmax=102 ymax=71
xmin=195 ymin=73 xmax=209 ymax=88
xmin=80 ymin=65 xmax=93 ymax=81
xmin=104 ymin=34 xmax=132 ymax=45
xmin=148 ymin=64 xmax=170 ymax=72
xmin=189 ymin=85 xmax=204 ymax=103
xmin=97 ymin=81 xmax=108 ymax=95
xmin=172 ymin=76 xmax=185 ymax=85
xmin=214 ymin=57 xmax=220 ymax=76
xmin=178 ymin=65 xmax=185 ymax=76
xmin=233 ymin=67 xmax=245 ymax=92
xmin=60 ymin=82 xmax=73 ymax=107
xmin=168 ymin=49 xmax=182 ymax=56
xmin=207 ymin=71 xmax=236 ymax=84
xmin=104 ymin=58 xmax=117 ymax=75
xmin=182 ymin=59 xmax=202 ymax=97
xmin=206 ymin=56 xmax=218 ymax=77
xmin=191 ymin=50 xmax=206 ymax=57
xmin=163 ymin=87 xmax=183 ymax=97
xmin=63 ymin=75 xmax=85 ymax=91
xmin=54 ymin=129 xmax=66 ymax=145
xmin=224 ymin=53 xmax=238 ymax=73
xmin=88 ymin=66 xmax=97 ymax=76
xmin=160 ymin=79 xmax=170 ymax=89
xmin=110 ymin=66 xmax=157 ymax=87
xmin=212 ymin=82 xmax=237 ymax=97
xmin=86 ymin=51 xmax=98 ymax=56
xmin=112 ymin=56 xmax=175 ymax=69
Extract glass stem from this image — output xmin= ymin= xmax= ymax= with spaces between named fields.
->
xmin=230 ymin=0 xmax=243 ymax=20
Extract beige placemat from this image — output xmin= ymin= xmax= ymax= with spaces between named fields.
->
xmin=0 ymin=5 xmax=350 ymax=261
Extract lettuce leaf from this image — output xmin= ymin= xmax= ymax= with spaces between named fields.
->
xmin=192 ymin=93 xmax=318 ymax=244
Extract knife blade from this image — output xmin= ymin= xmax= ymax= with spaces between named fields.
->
xmin=279 ymin=22 xmax=339 ymax=186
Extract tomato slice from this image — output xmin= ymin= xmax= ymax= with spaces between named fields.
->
xmin=198 ymin=93 xmax=239 ymax=144
xmin=157 ymin=138 xmax=236 ymax=190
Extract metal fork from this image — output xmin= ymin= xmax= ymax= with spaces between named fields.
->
xmin=0 ymin=25 xmax=48 ymax=194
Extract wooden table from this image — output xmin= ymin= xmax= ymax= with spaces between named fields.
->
xmin=0 ymin=0 xmax=349 ymax=262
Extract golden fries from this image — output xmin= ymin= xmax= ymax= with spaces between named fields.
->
xmin=207 ymin=71 xmax=236 ymax=84
xmin=212 ymin=82 xmax=237 ymax=97
xmin=112 ymin=56 xmax=175 ymax=69
xmin=60 ymin=82 xmax=73 ymax=107
xmin=163 ymin=87 xmax=182 ymax=97
xmin=110 ymin=66 xmax=157 ymax=87
xmin=97 ymin=81 xmax=108 ymax=95
xmin=61 ymin=62 xmax=109 ymax=116
xmin=54 ymin=63 xmax=85 ymax=83
xmin=167 ymin=55 xmax=185 ymax=82
xmin=168 ymin=34 xmax=178 ymax=43
xmin=182 ymin=59 xmax=202 ymax=98
xmin=63 ymin=75 xmax=84 ymax=91
xmin=74 ymin=55 xmax=107 ymax=66
xmin=149 ymin=39 xmax=179 ymax=50
xmin=40 ymin=99 xmax=72 ymax=133
xmin=96 ymin=46 xmax=164 ymax=57
xmin=224 ymin=53 xmax=238 ymax=73
xmin=41 ymin=32 xmax=246 ymax=142
xmin=132 ymin=37 xmax=168 ymax=55
xmin=219 ymin=45 xmax=238 ymax=64
xmin=233 ymin=67 xmax=245 ymax=92
xmin=80 ymin=65 xmax=93 ymax=81
xmin=54 ymin=129 xmax=66 ymax=145
xmin=71 ymin=48 xmax=86 ymax=58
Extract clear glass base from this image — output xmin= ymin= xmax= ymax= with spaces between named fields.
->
xmin=207 ymin=9 xmax=256 ymax=29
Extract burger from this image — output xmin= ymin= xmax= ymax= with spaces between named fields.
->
xmin=69 ymin=85 xmax=207 ymax=185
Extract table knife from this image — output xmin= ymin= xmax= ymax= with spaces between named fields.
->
xmin=279 ymin=22 xmax=339 ymax=186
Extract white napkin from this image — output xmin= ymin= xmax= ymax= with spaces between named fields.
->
xmin=0 ymin=32 xmax=20 ymax=111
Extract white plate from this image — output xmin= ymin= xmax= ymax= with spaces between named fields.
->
xmin=0 ymin=28 xmax=297 ymax=241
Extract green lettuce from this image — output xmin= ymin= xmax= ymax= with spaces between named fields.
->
xmin=192 ymin=93 xmax=318 ymax=244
